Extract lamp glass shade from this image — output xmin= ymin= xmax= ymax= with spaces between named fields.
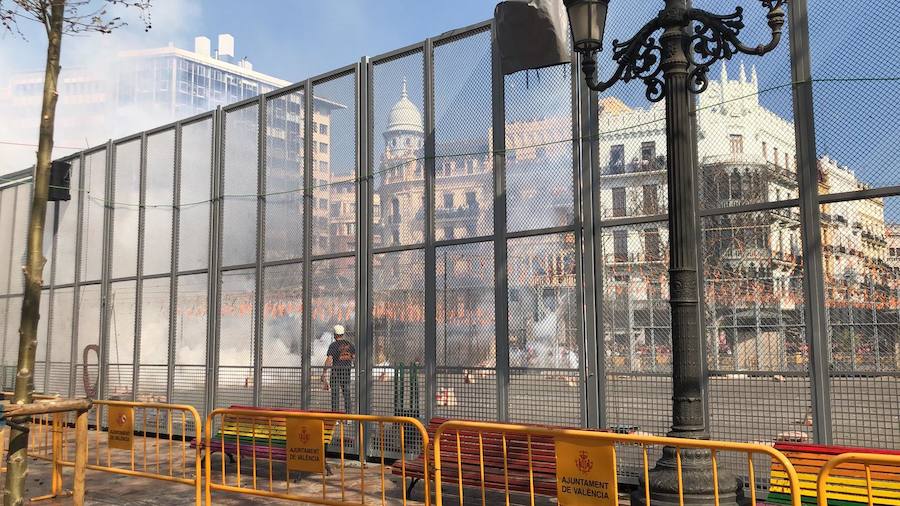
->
xmin=565 ymin=0 xmax=609 ymax=53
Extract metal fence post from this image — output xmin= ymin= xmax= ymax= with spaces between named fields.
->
xmin=357 ymin=59 xmax=371 ymax=422
xmin=575 ymin=54 xmax=601 ymax=428
xmin=301 ymin=79 xmax=314 ymax=411
xmin=423 ymin=38 xmax=438 ymax=424
xmin=68 ymin=152 xmax=86 ymax=398
xmin=98 ymin=140 xmax=115 ymax=402
xmin=206 ymin=107 xmax=224 ymax=415
xmin=167 ymin=122 xmax=182 ymax=404
xmin=253 ymin=95 xmax=266 ymax=408
xmin=789 ymin=0 xmax=833 ymax=444
xmin=133 ymin=132 xmax=148 ymax=401
xmin=491 ymin=24 xmax=510 ymax=422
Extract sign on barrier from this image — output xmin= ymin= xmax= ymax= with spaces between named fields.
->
xmin=555 ymin=437 xmax=618 ymax=505
xmin=107 ymin=405 xmax=134 ymax=450
xmin=285 ymin=418 xmax=324 ymax=473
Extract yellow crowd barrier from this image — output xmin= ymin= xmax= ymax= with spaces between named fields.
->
xmin=204 ymin=408 xmax=431 ymax=505
xmin=816 ymin=452 xmax=900 ymax=506
xmin=433 ymin=420 xmax=802 ymax=506
xmin=55 ymin=400 xmax=203 ymax=506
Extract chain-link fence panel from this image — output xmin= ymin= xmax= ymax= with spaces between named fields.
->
xmin=110 ymin=139 xmax=141 ymax=279
xmin=601 ymin=222 xmax=671 ymax=374
xmin=371 ymin=51 xmax=425 ymax=249
xmin=178 ymin=117 xmax=214 ymax=272
xmin=508 ymin=233 xmax=581 ymax=425
xmin=260 ymin=262 xmax=303 ymax=408
xmin=810 ymin=0 xmax=900 ymax=192
xmin=221 ymin=104 xmax=259 ymax=268
xmin=433 ymin=27 xmax=493 ymax=242
xmin=308 ymin=257 xmax=356 ymax=411
xmin=264 ymin=88 xmax=305 ymax=263
xmin=370 ymin=249 xmax=425 ymax=424
xmin=435 ymin=241 xmax=496 ymax=421
xmin=8 ymin=183 xmax=31 ymax=294
xmin=505 ymin=65 xmax=575 ymax=233
xmin=216 ymin=268 xmax=256 ymax=408
xmin=172 ymin=273 xmax=208 ymax=414
xmin=107 ymin=280 xmax=136 ymax=399
xmin=54 ymin=158 xmax=80 ymax=285
xmin=144 ymin=129 xmax=175 ymax=276
xmin=312 ymin=72 xmax=357 ymax=256
xmin=821 ymin=198 xmax=900 ymax=448
xmin=34 ymin=288 xmax=49 ymax=393
xmin=138 ymin=276 xmax=170 ymax=401
xmin=80 ymin=150 xmax=106 ymax=283
xmin=75 ymin=284 xmax=101 ymax=398
xmin=0 ymin=187 xmax=16 ymax=295
xmin=47 ymin=286 xmax=74 ymax=395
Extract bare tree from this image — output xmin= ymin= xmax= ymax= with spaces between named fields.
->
xmin=0 ymin=1 xmax=150 ymax=503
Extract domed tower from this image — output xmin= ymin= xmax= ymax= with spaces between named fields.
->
xmin=379 ymin=79 xmax=425 ymax=246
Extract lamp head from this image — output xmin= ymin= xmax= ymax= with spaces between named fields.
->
xmin=564 ymin=0 xmax=610 ymax=54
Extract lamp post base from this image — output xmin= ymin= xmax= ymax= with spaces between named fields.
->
xmin=629 ymin=447 xmax=751 ymax=506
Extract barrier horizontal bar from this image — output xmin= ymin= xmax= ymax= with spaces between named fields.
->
xmin=433 ymin=420 xmax=802 ymax=506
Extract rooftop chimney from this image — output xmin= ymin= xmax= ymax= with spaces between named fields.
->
xmin=218 ymin=34 xmax=234 ymax=62
xmin=194 ymin=36 xmax=211 ymax=57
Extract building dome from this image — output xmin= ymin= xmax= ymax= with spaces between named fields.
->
xmin=386 ymin=78 xmax=423 ymax=134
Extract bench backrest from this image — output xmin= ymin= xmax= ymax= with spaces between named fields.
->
xmin=767 ymin=443 xmax=900 ymax=506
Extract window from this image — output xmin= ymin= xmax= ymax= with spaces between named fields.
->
xmin=730 ymin=134 xmax=744 ymax=155
xmin=465 ymin=192 xmax=477 ymax=209
xmin=330 ymin=202 xmax=340 ymax=217
xmin=785 ymin=153 xmax=790 ymax=170
xmin=641 ymin=141 xmax=656 ymax=167
xmin=443 ymin=192 xmax=454 ymax=209
xmin=730 ymin=170 xmax=742 ymax=200
xmin=536 ymin=147 xmax=547 ymax=159
xmin=466 ymin=159 xmax=475 ymax=174
xmin=610 ymin=145 xmax=625 ymax=172
xmin=319 ymin=198 xmax=327 ymax=210
xmin=319 ymin=142 xmax=328 ymax=154
xmin=318 ymin=160 xmax=328 ymax=172
xmin=319 ymin=123 xmax=328 ymax=135
xmin=773 ymin=147 xmax=779 ymax=167
xmin=762 ymin=141 xmax=768 ymax=161
xmin=645 ymin=229 xmax=660 ymax=261
xmin=643 ymin=185 xmax=658 ymax=215
xmin=612 ymin=187 xmax=626 ymax=217
xmin=613 ymin=230 xmax=628 ymax=262
xmin=444 ymin=227 xmax=455 ymax=240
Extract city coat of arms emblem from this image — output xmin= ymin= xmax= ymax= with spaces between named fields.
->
xmin=575 ymin=450 xmax=593 ymax=473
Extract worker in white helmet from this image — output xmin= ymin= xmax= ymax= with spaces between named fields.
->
xmin=321 ymin=324 xmax=355 ymax=413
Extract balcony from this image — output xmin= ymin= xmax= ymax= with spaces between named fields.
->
xmin=436 ymin=205 xmax=479 ymax=221
xmin=601 ymin=157 xmax=666 ymax=176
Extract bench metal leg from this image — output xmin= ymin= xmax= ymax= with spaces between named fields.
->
xmin=406 ymin=477 xmax=419 ymax=498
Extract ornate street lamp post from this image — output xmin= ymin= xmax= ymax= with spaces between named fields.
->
xmin=564 ymin=0 xmax=785 ymax=504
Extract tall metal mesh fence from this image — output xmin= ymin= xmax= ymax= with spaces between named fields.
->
xmin=0 ymin=8 xmax=899 ymax=485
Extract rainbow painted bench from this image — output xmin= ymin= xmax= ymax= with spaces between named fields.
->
xmin=192 ymin=405 xmax=339 ymax=466
xmin=767 ymin=442 xmax=900 ymax=505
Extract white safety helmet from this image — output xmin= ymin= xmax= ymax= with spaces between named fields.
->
xmin=333 ymin=325 xmax=345 ymax=336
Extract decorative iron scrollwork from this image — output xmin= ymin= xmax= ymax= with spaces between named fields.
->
xmin=579 ymin=0 xmax=786 ymax=100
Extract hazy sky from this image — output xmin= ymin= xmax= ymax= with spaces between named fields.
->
xmin=0 ymin=0 xmax=497 ymax=82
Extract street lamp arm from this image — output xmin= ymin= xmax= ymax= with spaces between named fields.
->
xmin=581 ymin=17 xmax=667 ymax=102
xmin=684 ymin=0 xmax=786 ymax=94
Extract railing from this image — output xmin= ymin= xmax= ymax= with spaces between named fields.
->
xmin=433 ymin=420 xmax=802 ymax=506
xmin=55 ymin=400 xmax=203 ymax=506
xmin=204 ymin=408 xmax=431 ymax=505
xmin=816 ymin=452 xmax=900 ymax=506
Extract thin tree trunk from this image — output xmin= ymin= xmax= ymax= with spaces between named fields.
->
xmin=4 ymin=1 xmax=65 ymax=504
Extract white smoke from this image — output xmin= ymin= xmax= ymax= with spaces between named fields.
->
xmin=0 ymin=0 xmax=202 ymax=176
